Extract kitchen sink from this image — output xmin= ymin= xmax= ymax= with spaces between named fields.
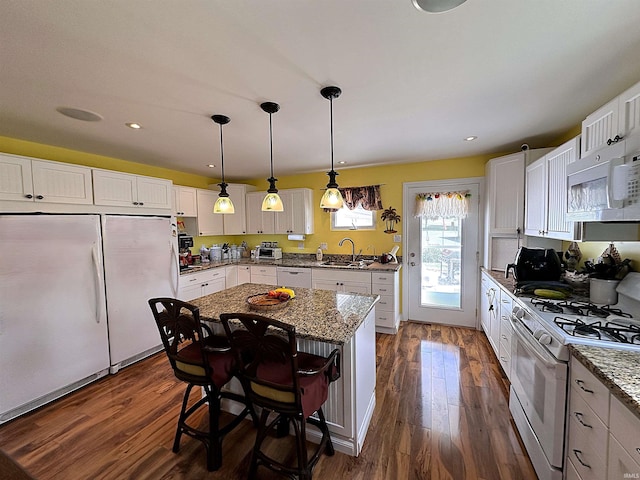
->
xmin=320 ymin=260 xmax=366 ymax=268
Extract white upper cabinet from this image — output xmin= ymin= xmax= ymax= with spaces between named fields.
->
xmin=93 ymin=169 xmax=172 ymax=209
xmin=486 ymin=152 xmax=528 ymax=236
xmin=275 ymin=188 xmax=314 ymax=234
xmin=246 ymin=191 xmax=276 ymax=234
xmin=222 ymin=184 xmax=255 ymax=235
xmin=195 ymin=189 xmax=224 ymax=236
xmin=246 ymin=188 xmax=314 ymax=235
xmin=581 ymin=79 xmax=640 ymax=158
xmin=525 ymin=136 xmax=580 ymax=240
xmin=0 ymin=154 xmax=93 ymax=204
xmin=172 ymin=186 xmax=197 ymax=217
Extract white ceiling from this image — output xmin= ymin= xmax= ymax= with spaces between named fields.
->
xmin=2 ymin=1 xmax=640 ymax=181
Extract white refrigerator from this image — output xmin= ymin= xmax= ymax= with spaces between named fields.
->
xmin=0 ymin=214 xmax=111 ymax=423
xmin=101 ymin=215 xmax=178 ymax=372
xmin=0 ymin=214 xmax=179 ymax=423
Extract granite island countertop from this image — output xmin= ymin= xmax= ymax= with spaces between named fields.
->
xmin=189 ymin=283 xmax=379 ymax=345
xmin=569 ymin=344 xmax=640 ymax=419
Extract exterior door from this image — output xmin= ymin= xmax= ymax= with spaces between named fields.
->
xmin=404 ymin=179 xmax=481 ymax=328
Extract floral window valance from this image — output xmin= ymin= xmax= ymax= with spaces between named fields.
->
xmin=324 ymin=184 xmax=383 ymax=212
xmin=414 ymin=191 xmax=471 ymax=219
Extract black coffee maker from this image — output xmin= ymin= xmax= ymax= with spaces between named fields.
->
xmin=178 ymin=234 xmax=194 ymax=269
xmin=505 ymin=247 xmax=562 ymax=282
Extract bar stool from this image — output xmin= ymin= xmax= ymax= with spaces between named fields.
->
xmin=148 ymin=298 xmax=256 ymax=471
xmin=220 ymin=312 xmax=340 ymax=480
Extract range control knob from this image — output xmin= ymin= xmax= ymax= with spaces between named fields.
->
xmin=538 ymin=333 xmax=553 ymax=345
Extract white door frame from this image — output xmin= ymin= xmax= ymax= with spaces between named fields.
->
xmin=402 ymin=177 xmax=485 ymax=329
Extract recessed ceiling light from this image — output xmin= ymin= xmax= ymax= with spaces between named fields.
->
xmin=207 ymin=164 xmax=216 ymax=168
xmin=125 ymin=122 xmax=142 ymax=129
xmin=464 ymin=136 xmax=478 ymax=141
xmin=412 ymin=0 xmax=467 ymax=13
xmin=56 ymin=107 xmax=103 ymax=122
xmin=338 ymin=161 xmax=346 ymax=165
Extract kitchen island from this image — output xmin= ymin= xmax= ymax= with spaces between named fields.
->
xmin=190 ymin=283 xmax=379 ymax=456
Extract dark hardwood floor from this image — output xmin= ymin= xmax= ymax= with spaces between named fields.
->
xmin=0 ymin=322 xmax=536 ymax=479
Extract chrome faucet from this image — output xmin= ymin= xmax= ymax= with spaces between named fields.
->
xmin=339 ymin=237 xmax=356 ymax=262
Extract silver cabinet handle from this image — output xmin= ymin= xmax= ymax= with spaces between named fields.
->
xmin=574 ymin=412 xmax=592 ymax=428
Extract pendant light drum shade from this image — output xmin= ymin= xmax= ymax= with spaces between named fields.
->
xmin=211 ymin=114 xmax=235 ymax=214
xmin=260 ymin=102 xmax=284 ymax=212
xmin=319 ymin=86 xmax=344 ymax=210
xmin=411 ymin=0 xmax=467 ymax=13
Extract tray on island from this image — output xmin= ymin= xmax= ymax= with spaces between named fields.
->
xmin=246 ymin=293 xmax=291 ymax=312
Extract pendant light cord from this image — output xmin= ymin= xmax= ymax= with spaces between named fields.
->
xmin=219 ymin=123 xmax=225 ymax=184
xmin=329 ymin=96 xmax=334 ymax=172
xmin=269 ymin=112 xmax=274 ymax=178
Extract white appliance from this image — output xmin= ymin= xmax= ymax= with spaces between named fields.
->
xmin=508 ymin=273 xmax=640 ymax=480
xmin=256 ymin=246 xmax=282 ymax=259
xmin=567 ymin=134 xmax=640 ymax=221
xmin=0 ymin=214 xmax=178 ymax=423
xmin=0 ymin=214 xmax=110 ymax=423
xmin=102 ymin=215 xmax=178 ymax=373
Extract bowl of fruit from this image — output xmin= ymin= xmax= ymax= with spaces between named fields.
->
xmin=246 ymin=288 xmax=295 ymax=312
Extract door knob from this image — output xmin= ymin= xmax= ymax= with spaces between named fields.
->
xmin=410 ymin=261 xmax=416 ymax=266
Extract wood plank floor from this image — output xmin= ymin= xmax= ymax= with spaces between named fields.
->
xmin=0 ymin=322 xmax=537 ymax=479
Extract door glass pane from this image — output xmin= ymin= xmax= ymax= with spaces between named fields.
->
xmin=420 ymin=216 xmax=462 ymax=308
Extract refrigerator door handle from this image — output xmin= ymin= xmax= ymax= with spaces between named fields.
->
xmin=171 ymin=241 xmax=179 ymax=296
xmin=91 ymin=244 xmax=103 ymax=323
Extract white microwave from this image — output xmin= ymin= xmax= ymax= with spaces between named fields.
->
xmin=256 ymin=247 xmax=282 ymax=259
xmin=566 ymin=135 xmax=640 ymax=222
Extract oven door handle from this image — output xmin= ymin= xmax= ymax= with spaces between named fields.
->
xmin=510 ymin=316 xmax=559 ymax=369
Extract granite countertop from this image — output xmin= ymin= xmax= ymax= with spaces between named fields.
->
xmin=189 ymin=283 xmax=379 ymax=345
xmin=569 ymin=344 xmax=640 ymax=419
xmin=481 ymin=267 xmax=517 ymax=294
xmin=182 ymin=255 xmax=402 ymax=275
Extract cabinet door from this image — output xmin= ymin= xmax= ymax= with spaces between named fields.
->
xmin=246 ymin=191 xmax=275 ymax=234
xmin=135 ymin=176 xmax=172 ymax=209
xmin=195 ymin=189 xmax=224 ymax=236
xmin=487 ymin=152 xmax=526 ymax=235
xmin=225 ymin=265 xmax=238 ymax=288
xmin=545 ymin=136 xmax=579 ymax=240
xmin=581 ymin=97 xmax=618 ymax=158
xmin=237 ymin=266 xmax=251 ymax=285
xmin=524 ymin=158 xmax=547 ymax=236
xmin=312 ymin=279 xmax=341 ymax=291
xmin=202 ymin=276 xmax=226 ymax=295
xmin=173 ymin=186 xmax=197 ymax=217
xmin=619 ymin=79 xmax=640 ymax=139
xmin=223 ymin=184 xmax=249 ymax=234
xmin=93 ymin=170 xmax=137 ymax=206
xmin=342 ymin=281 xmax=371 ymax=295
xmin=0 ymin=154 xmax=33 ymax=201
xmin=30 ymin=160 xmax=93 ymax=205
xmin=276 ymin=189 xmax=314 ymax=234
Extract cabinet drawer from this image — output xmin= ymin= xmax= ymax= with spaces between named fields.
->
xmin=499 ymin=318 xmax=512 ymax=352
xmin=251 ymin=265 xmax=277 ymax=277
xmin=371 ymin=284 xmax=394 ymax=296
xmin=567 ymin=417 xmax=608 ymax=480
xmin=608 ymin=434 xmax=640 ymax=480
xmin=375 ymin=310 xmax=395 ymax=328
xmin=609 ymin=394 xmax=640 ymax=464
xmin=570 ymin=358 xmax=610 ymax=423
xmin=375 ymin=294 xmax=394 ymax=312
xmin=371 ymin=272 xmax=395 ymax=284
xmin=568 ymin=390 xmax=608 ymax=468
xmin=498 ymin=342 xmax=511 ymax=378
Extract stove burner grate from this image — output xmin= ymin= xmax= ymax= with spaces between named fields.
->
xmin=554 ymin=316 xmax=639 ymax=344
xmin=531 ymin=298 xmax=564 ymax=313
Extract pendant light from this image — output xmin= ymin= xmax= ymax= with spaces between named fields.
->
xmin=319 ymin=86 xmax=344 ymax=210
xmin=211 ymin=114 xmax=235 ymax=214
xmin=260 ymin=102 xmax=284 ymax=212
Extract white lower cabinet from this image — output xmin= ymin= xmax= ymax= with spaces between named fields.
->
xmin=178 ymin=268 xmax=226 ymax=302
xmin=371 ymin=271 xmax=400 ymax=334
xmin=237 ymin=265 xmax=251 ymax=285
xmin=566 ymin=356 xmax=640 ymax=480
xmin=312 ymin=269 xmax=371 ymax=295
xmin=225 ymin=265 xmax=238 ymax=289
xmin=250 ymin=265 xmax=277 ymax=286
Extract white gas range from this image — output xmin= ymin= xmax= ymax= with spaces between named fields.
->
xmin=507 ymin=272 xmax=640 ymax=480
